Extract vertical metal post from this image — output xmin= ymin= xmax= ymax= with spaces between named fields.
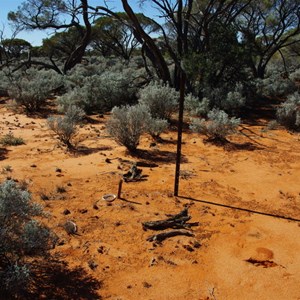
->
xmin=117 ymin=179 xmax=123 ymax=199
xmin=174 ymin=71 xmax=186 ymax=196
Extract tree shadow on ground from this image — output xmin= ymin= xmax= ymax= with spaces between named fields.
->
xmin=241 ymin=97 xmax=280 ymax=126
xmin=223 ymin=141 xmax=264 ymax=151
xmin=83 ymin=115 xmax=106 ymax=125
xmin=0 ymin=147 xmax=10 ymax=160
xmin=22 ymin=259 xmax=102 ymax=300
xmin=130 ymin=149 xmax=188 ymax=164
xmin=203 ymin=137 xmax=265 ymax=151
xmin=70 ymin=145 xmax=112 ymax=156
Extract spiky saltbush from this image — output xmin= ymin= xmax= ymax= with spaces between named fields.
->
xmin=185 ymin=94 xmax=210 ymax=117
xmin=0 ymin=180 xmax=55 ymax=295
xmin=190 ymin=109 xmax=240 ymax=141
xmin=138 ymin=81 xmax=179 ymax=120
xmin=277 ymin=92 xmax=300 ymax=130
xmin=7 ymin=68 xmax=63 ymax=112
xmin=47 ymin=105 xmax=85 ymax=148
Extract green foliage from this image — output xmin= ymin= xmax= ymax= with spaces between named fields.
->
xmin=8 ymin=68 xmax=63 ymax=112
xmin=47 ymin=105 xmax=85 ymax=148
xmin=138 ymin=81 xmax=179 ymax=120
xmin=91 ymin=12 xmax=158 ymax=59
xmin=0 ymin=132 xmax=25 ymax=146
xmin=8 ymin=0 xmax=67 ymax=30
xmin=277 ymin=92 xmax=300 ymax=130
xmin=0 ymin=180 xmax=55 ymax=295
xmin=1 ymin=38 xmax=32 ymax=59
xmin=190 ymin=109 xmax=240 ymax=141
xmin=41 ymin=27 xmax=83 ymax=57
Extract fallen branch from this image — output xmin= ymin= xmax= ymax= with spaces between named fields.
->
xmin=147 ymin=230 xmax=194 ymax=242
xmin=142 ymin=208 xmax=197 ymax=230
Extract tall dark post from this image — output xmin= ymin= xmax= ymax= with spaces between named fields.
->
xmin=174 ymin=71 xmax=186 ymax=196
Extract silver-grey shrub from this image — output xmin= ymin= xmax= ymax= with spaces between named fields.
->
xmin=190 ymin=109 xmax=240 ymax=141
xmin=255 ymin=75 xmax=296 ymax=98
xmin=0 ymin=180 xmax=55 ymax=295
xmin=8 ymin=68 xmax=62 ymax=112
xmin=276 ymin=92 xmax=300 ymax=130
xmin=138 ymin=81 xmax=179 ymax=120
xmin=58 ymin=61 xmax=143 ymax=113
xmin=147 ymin=118 xmax=169 ymax=139
xmin=107 ymin=104 xmax=151 ymax=151
xmin=185 ymin=94 xmax=210 ymax=117
xmin=203 ymin=83 xmax=246 ymax=115
xmin=107 ymin=104 xmax=168 ymax=151
xmin=47 ymin=105 xmax=85 ymax=148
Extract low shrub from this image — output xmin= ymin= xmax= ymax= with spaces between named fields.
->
xmin=138 ymin=81 xmax=179 ymax=120
xmin=0 ymin=132 xmax=25 ymax=146
xmin=0 ymin=180 xmax=55 ymax=296
xmin=8 ymin=68 xmax=62 ymax=112
xmin=147 ymin=118 xmax=169 ymax=139
xmin=60 ymin=62 xmax=140 ymax=114
xmin=255 ymin=76 xmax=296 ymax=98
xmin=276 ymin=92 xmax=300 ymax=130
xmin=107 ymin=104 xmax=150 ymax=152
xmin=185 ymin=94 xmax=210 ymax=117
xmin=47 ymin=105 xmax=85 ymax=148
xmin=190 ymin=109 xmax=240 ymax=142
xmin=203 ymin=83 xmax=246 ymax=115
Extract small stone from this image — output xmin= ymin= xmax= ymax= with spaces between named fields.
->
xmin=30 ymin=164 xmax=37 ymax=168
xmin=193 ymin=241 xmax=201 ymax=249
xmin=88 ymin=260 xmax=98 ymax=270
xmin=183 ymin=244 xmax=194 ymax=252
xmin=63 ymin=209 xmax=71 ymax=215
xmin=143 ymin=282 xmax=152 ymax=288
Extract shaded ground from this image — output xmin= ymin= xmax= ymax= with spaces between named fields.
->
xmin=0 ymin=100 xmax=300 ymax=299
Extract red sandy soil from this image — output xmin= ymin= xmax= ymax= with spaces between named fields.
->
xmin=1 ymin=99 xmax=300 ymax=300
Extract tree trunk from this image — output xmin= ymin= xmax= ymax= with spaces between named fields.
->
xmin=63 ymin=0 xmax=92 ymax=74
xmin=121 ymin=0 xmax=171 ymax=84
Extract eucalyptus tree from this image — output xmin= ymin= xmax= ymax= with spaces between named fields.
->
xmin=91 ymin=12 xmax=158 ymax=60
xmin=1 ymin=38 xmax=31 ymax=60
xmin=237 ymin=0 xmax=300 ymax=78
xmin=8 ymin=0 xmax=108 ymax=73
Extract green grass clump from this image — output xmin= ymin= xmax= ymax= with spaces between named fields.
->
xmin=0 ymin=133 xmax=25 ymax=146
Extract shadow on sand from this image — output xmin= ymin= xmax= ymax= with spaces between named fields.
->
xmin=20 ymin=259 xmax=102 ymax=300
